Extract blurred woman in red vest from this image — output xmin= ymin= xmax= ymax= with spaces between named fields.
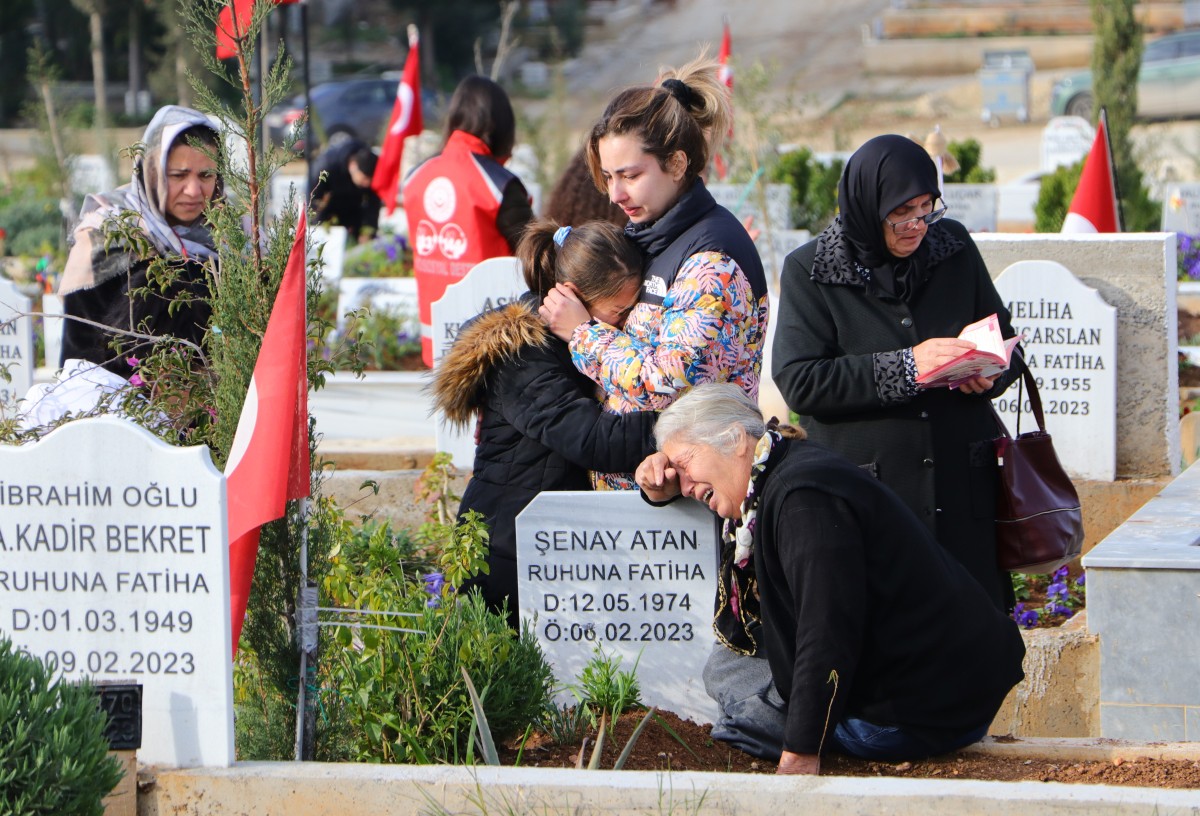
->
xmin=403 ymin=75 xmax=534 ymax=365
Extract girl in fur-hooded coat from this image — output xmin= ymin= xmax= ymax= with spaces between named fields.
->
xmin=431 ymin=220 xmax=658 ymax=628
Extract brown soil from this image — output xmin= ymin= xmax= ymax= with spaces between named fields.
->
xmin=501 ymin=710 xmax=1200 ymax=788
xmin=1181 ymin=308 xmax=1200 ymax=345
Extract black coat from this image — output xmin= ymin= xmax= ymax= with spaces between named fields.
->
xmin=431 ymin=295 xmax=657 ymax=625
xmin=771 ymin=218 xmax=1019 ymax=609
xmin=753 ymin=437 xmax=1026 ymax=755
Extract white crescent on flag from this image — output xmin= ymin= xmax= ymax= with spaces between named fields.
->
xmin=391 ymin=83 xmax=416 ymax=135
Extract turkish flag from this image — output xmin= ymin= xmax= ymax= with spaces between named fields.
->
xmin=372 ymin=26 xmax=423 ymax=215
xmin=216 ymin=0 xmax=299 ymax=60
xmin=1061 ymin=114 xmax=1120 ymax=233
xmin=713 ymin=19 xmax=733 ymax=180
xmin=224 ymin=215 xmax=311 ymax=652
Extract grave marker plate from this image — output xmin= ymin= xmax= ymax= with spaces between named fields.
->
xmin=994 ymin=260 xmax=1117 ymax=481
xmin=336 ymin=276 xmax=418 ymax=331
xmin=0 ymin=277 xmax=33 ymax=415
xmin=431 ymin=257 xmax=525 ymax=468
xmin=0 ymin=417 xmax=233 ymax=767
xmin=943 ymin=184 xmax=998 ymax=232
xmin=1162 ymin=183 xmax=1200 ymax=232
xmin=310 ymin=225 xmax=348 ymax=281
xmin=1040 ymin=116 xmax=1093 ymax=173
xmin=41 ymin=293 xmax=64 ymax=372
xmin=516 ymin=491 xmax=719 ymax=723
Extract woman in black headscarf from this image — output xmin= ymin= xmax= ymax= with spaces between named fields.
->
xmin=771 ymin=134 xmax=1021 ymax=610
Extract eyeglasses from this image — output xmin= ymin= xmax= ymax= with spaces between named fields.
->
xmin=885 ymin=203 xmax=948 ymax=234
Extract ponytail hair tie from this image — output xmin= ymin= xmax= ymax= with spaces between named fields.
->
xmin=553 ymin=225 xmax=572 ymax=247
xmin=661 ymin=77 xmax=698 ymax=109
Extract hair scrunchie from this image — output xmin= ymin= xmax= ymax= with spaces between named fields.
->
xmin=552 ymin=225 xmax=572 ymax=247
xmin=661 ymin=78 xmax=698 ymax=109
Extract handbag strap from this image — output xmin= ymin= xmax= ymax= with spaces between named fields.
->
xmin=990 ymin=349 xmax=1046 ymax=438
xmin=1014 ymin=352 xmax=1048 ymax=433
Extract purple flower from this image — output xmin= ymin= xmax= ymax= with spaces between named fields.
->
xmin=1052 ymin=565 xmax=1069 ymax=581
xmin=1046 ymin=602 xmax=1074 ymax=618
xmin=1013 ymin=603 xmax=1040 ymax=628
xmin=1047 ymin=581 xmax=1070 ymax=601
xmin=423 ymin=572 xmax=447 ymax=607
xmin=1075 ymin=572 xmax=1086 ymax=587
xmin=128 ymin=373 xmax=145 ymax=387
xmin=126 ymin=356 xmax=140 ymax=368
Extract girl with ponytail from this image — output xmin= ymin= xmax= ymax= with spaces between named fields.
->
xmin=431 ymin=218 xmax=656 ymax=628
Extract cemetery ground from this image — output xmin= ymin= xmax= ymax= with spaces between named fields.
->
xmin=496 ymin=709 xmax=1200 ymax=788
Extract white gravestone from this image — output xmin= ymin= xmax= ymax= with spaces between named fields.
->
xmin=516 ymin=491 xmax=720 ymax=724
xmin=0 ymin=278 xmax=33 ymax=416
xmin=336 ymin=276 xmax=419 ymax=333
xmin=69 ymin=155 xmax=117 ymax=199
xmin=1040 ymin=116 xmax=1094 ymax=173
xmin=942 ymin=184 xmax=999 ymax=233
xmin=993 ymin=260 xmax=1117 ymax=481
xmin=763 ymin=229 xmax=812 ymax=283
xmin=41 ymin=293 xmax=64 ymax=372
xmin=1162 ymin=183 xmax=1200 ymax=232
xmin=0 ymin=417 xmax=234 ymax=767
xmin=269 ymin=173 xmax=307 ymax=220
xmin=709 ymin=183 xmax=795 ymax=279
xmin=309 ymin=225 xmax=348 ymax=281
xmin=431 ymin=257 xmax=525 ymax=468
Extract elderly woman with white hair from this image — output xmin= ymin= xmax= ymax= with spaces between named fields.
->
xmin=635 ymin=383 xmax=1026 ymax=774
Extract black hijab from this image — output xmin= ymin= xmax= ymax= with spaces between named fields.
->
xmin=838 ymin=134 xmax=942 ymax=299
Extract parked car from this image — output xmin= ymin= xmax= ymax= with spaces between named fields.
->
xmin=266 ymin=78 xmax=399 ymax=152
xmin=1051 ymin=29 xmax=1200 ymax=121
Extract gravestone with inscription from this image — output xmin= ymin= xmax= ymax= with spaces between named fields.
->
xmin=0 ymin=416 xmax=233 ymax=767
xmin=942 ymin=183 xmax=998 ymax=232
xmin=1040 ymin=116 xmax=1093 ymax=173
xmin=516 ymin=491 xmax=719 ymax=723
xmin=1162 ymin=183 xmax=1200 ymax=232
xmin=993 ymin=260 xmax=1117 ymax=481
xmin=0 ymin=277 xmax=33 ymax=416
xmin=431 ymin=257 xmax=525 ymax=468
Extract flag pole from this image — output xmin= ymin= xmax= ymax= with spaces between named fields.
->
xmin=1098 ymin=107 xmax=1125 ymax=232
xmin=300 ymin=0 xmax=314 ymax=186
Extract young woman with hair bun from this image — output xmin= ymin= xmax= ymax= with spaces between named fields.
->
xmin=540 ymin=52 xmax=770 ymax=490
xmin=431 ymin=218 xmax=657 ymax=627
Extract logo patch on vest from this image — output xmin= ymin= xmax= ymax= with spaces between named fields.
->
xmin=644 ymin=275 xmax=668 ymax=297
xmin=414 ymin=220 xmax=438 ymax=256
xmin=438 ymin=223 xmax=468 ymax=259
xmin=424 ymin=177 xmax=456 ymax=223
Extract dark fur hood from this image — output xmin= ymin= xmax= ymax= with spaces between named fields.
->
xmin=430 ymin=298 xmax=550 ymax=427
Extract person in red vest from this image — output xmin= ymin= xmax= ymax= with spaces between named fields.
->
xmin=402 ymin=75 xmax=534 ymax=365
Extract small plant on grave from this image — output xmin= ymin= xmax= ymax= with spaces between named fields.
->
xmin=319 ymin=518 xmax=554 ymax=764
xmin=0 ymin=637 xmax=124 ymax=815
xmin=570 ymin=644 xmax=644 ymax=732
xmin=330 ymin=305 xmax=421 ymax=372
xmin=1011 ymin=566 xmax=1087 ymax=629
xmin=342 ymin=230 xmax=413 ymax=278
xmin=1178 ymin=233 xmax=1200 ymax=282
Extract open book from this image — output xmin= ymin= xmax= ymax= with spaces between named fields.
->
xmin=915 ymin=313 xmax=1020 ymax=389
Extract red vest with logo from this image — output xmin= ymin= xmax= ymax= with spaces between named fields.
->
xmin=403 ymin=130 xmax=515 ymax=364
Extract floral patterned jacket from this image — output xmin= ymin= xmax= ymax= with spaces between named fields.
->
xmin=570 ymin=249 xmax=769 ymax=488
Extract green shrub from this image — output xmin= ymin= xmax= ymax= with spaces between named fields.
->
xmin=1033 ymin=160 xmax=1083 ymax=233
xmin=0 ymin=192 xmax=62 ymax=256
xmin=946 ymin=138 xmax=996 ymax=183
xmin=319 ymin=513 xmax=554 ymax=764
xmin=770 ymin=147 xmax=843 ymax=233
xmin=0 ymin=637 xmax=123 ymax=815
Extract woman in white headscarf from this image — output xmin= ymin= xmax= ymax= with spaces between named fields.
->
xmin=18 ymin=106 xmax=222 ymax=432
xmin=58 ymin=105 xmax=223 ymax=377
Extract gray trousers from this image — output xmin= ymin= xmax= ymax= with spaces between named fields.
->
xmin=702 ymin=642 xmax=787 ymax=761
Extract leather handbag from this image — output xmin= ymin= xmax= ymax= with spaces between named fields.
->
xmin=990 ymin=361 xmax=1084 ymax=573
